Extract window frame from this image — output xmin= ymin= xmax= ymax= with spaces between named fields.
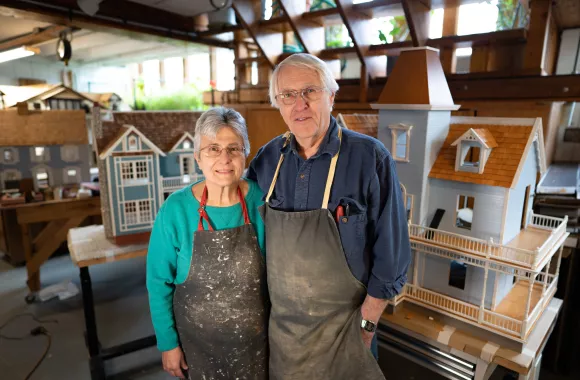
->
xmin=455 ymin=194 xmax=475 ymax=230
xmin=119 ymin=159 xmax=149 ymax=187
xmin=123 ymin=200 xmax=152 ymax=227
xmin=1 ymin=169 xmax=22 ymax=191
xmin=30 ymin=146 xmax=51 ymax=163
xmin=62 ymin=166 xmax=81 ymax=184
xmin=60 ymin=145 xmax=80 ymax=162
xmin=389 ymin=123 xmax=413 ymax=162
xmin=0 ymin=147 xmax=19 ymax=165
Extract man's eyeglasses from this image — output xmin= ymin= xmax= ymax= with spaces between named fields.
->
xmin=275 ymin=87 xmax=327 ymax=106
xmin=199 ymin=144 xmax=245 ymax=158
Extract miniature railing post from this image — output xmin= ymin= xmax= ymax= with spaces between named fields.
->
xmin=479 ymin=239 xmax=492 ymax=324
xmin=413 ymin=250 xmax=420 ymax=286
xmin=521 ymin=272 xmax=537 ymax=338
xmin=542 ymin=257 xmax=551 ymax=296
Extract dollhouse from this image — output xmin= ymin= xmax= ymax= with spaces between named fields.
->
xmin=93 ymin=110 xmax=204 ymax=245
xmin=0 ymin=109 xmax=91 ymax=194
xmin=372 ymin=47 xmax=568 ymax=350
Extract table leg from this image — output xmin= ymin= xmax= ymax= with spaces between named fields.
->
xmin=80 ymin=266 xmax=106 ymax=380
xmin=21 ymin=223 xmax=40 ymax=292
xmin=474 ymin=358 xmax=497 ymax=380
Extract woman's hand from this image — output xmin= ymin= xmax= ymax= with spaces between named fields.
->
xmin=162 ymin=346 xmax=188 ymax=378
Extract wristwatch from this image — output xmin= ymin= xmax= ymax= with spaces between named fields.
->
xmin=360 ymin=319 xmax=377 ymax=333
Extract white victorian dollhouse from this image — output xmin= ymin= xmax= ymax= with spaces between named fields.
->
xmin=373 ymin=47 xmax=568 ymax=350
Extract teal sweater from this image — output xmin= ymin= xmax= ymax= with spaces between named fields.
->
xmin=146 ymin=179 xmax=265 ymax=351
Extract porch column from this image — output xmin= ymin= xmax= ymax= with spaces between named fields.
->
xmin=522 ymin=272 xmax=538 ymax=338
xmin=478 ymin=242 xmax=492 ymax=323
xmin=555 ymin=245 xmax=564 ymax=275
xmin=542 ymin=259 xmax=551 ymax=295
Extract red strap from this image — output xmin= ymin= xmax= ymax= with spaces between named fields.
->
xmin=198 ymin=185 xmax=251 ymax=231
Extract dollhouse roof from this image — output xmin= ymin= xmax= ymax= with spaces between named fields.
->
xmin=0 ymin=109 xmax=88 ymax=146
xmin=95 ymin=111 xmax=202 ymax=157
xmin=370 ymin=47 xmax=460 ymax=111
xmin=0 ymin=84 xmax=103 ymax=108
xmin=337 ymin=113 xmax=378 ymax=138
xmin=429 ymin=117 xmax=546 ymax=188
xmin=451 ymin=128 xmax=498 ymax=149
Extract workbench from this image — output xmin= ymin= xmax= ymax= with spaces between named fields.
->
xmin=0 ymin=197 xmax=101 ymax=292
xmin=67 ymin=224 xmax=156 ymax=380
xmin=379 ymin=298 xmax=562 ymax=380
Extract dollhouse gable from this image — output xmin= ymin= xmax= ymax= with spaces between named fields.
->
xmin=168 ymin=132 xmax=195 ymax=153
xmin=98 ymin=125 xmax=165 ymax=159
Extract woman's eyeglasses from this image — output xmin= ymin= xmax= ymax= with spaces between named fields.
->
xmin=199 ymin=144 xmax=245 ymax=158
xmin=275 ymin=87 xmax=327 ymax=106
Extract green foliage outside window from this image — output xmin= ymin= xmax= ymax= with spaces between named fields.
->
xmin=490 ymin=0 xmax=529 ymax=31
xmin=325 ymin=24 xmax=354 ymax=48
xmin=134 ymin=79 xmax=206 ymax=111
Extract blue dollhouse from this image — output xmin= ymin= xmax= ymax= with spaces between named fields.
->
xmin=93 ymin=110 xmax=203 ymax=244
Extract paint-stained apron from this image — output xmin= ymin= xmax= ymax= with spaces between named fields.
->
xmin=260 ymin=128 xmax=386 ymax=380
xmin=173 ymin=186 xmax=268 ymax=380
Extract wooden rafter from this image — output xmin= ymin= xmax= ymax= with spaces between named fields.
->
xmin=0 ymin=25 xmax=69 ymax=52
xmin=401 ymin=0 xmax=431 ymax=47
xmin=524 ymin=0 xmax=558 ymax=75
xmin=0 ymin=0 xmax=232 ymax=49
xmin=231 ymin=0 xmax=283 ymax=69
xmin=280 ymin=0 xmax=325 ymax=57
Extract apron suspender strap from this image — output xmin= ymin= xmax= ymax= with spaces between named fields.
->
xmin=266 ymin=132 xmax=292 ymax=204
xmin=265 ymin=128 xmax=343 ymax=210
xmin=198 ymin=185 xmax=250 ymax=231
xmin=321 ymin=127 xmax=342 ymax=209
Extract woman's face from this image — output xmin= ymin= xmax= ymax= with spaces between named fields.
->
xmin=195 ymin=126 xmax=246 ymax=188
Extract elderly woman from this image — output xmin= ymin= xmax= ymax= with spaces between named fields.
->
xmin=147 ymin=107 xmax=268 ymax=379
xmin=247 ymin=53 xmax=410 ymax=379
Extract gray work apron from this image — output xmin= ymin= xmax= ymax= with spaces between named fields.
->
xmin=260 ymin=129 xmax=385 ymax=380
xmin=173 ymin=186 xmax=268 ymax=380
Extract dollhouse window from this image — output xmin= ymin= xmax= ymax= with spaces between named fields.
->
xmin=452 ymin=128 xmax=496 ymax=174
xmin=400 ymin=182 xmax=413 ymax=223
xmin=128 ymin=135 xmax=138 ymax=151
xmin=120 ymin=160 xmax=148 ymax=186
xmin=459 ymin=142 xmax=482 ymax=171
xmin=389 ymin=123 xmax=412 ymax=162
xmin=124 ymin=202 xmax=138 ymax=226
xmin=2 ymin=148 xmax=18 ymax=164
xmin=183 ymin=140 xmax=192 ymax=149
xmin=449 ymin=260 xmax=467 ymax=290
xmin=456 ymin=195 xmax=474 ymax=230
xmin=61 ymin=145 xmax=80 ymax=162
xmin=63 ymin=167 xmax=81 ymax=184
xmin=35 ymin=168 xmax=50 ymax=189
xmin=139 ymin=200 xmax=152 ymax=223
xmin=31 ymin=146 xmax=50 ymax=162
xmin=1 ymin=169 xmax=21 ymax=190
xmin=123 ymin=200 xmax=152 ymax=227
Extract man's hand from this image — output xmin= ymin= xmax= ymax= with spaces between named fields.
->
xmin=361 ymin=329 xmax=374 ymax=348
xmin=162 ymin=346 xmax=188 ymax=378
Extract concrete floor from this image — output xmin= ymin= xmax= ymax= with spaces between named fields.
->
xmin=0 ymin=252 xmax=577 ymax=380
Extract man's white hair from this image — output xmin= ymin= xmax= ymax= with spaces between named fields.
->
xmin=269 ymin=53 xmax=339 ymax=108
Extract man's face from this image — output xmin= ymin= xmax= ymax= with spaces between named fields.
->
xmin=276 ymin=65 xmax=335 ymax=143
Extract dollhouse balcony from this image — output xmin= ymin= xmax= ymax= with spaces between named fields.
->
xmin=408 ymin=212 xmax=568 ymax=271
xmin=162 ymin=175 xmax=203 ymax=193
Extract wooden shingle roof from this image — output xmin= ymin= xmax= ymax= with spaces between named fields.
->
xmin=429 ymin=122 xmax=539 ymax=188
xmin=337 ymin=113 xmax=378 ymax=138
xmin=96 ymin=111 xmax=202 ymax=155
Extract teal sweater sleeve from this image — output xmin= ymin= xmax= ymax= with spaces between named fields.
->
xmin=146 ymin=179 xmax=265 ymax=352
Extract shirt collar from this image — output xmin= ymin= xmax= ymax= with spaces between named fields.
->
xmin=280 ymin=116 xmax=340 ymax=158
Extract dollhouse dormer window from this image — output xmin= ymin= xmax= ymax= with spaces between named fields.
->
xmin=30 ymin=146 xmax=50 ymax=163
xmin=1 ymin=148 xmax=18 ymax=164
xmin=451 ymin=128 xmax=497 ymax=174
xmin=128 ymin=135 xmax=138 ymax=151
xmin=183 ymin=140 xmax=192 ymax=149
xmin=388 ymin=123 xmax=412 ymax=162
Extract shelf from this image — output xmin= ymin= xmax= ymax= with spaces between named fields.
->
xmin=368 ymin=40 xmax=414 ymax=56
xmin=302 ymin=7 xmax=341 ymax=23
xmin=427 ymin=28 xmax=527 ymax=48
xmin=234 ymin=56 xmax=267 ymax=65
xmin=352 ymin=0 xmax=401 ymax=12
xmin=257 ymin=16 xmax=289 ymax=33
xmin=318 ymin=46 xmax=357 ymax=59
xmin=196 ymin=24 xmax=244 ymax=37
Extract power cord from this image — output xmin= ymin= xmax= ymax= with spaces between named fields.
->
xmin=0 ymin=313 xmax=57 ymax=380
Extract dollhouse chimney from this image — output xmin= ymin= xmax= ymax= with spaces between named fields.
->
xmin=372 ymin=47 xmax=460 ymax=226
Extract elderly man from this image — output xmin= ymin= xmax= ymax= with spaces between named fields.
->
xmin=248 ymin=53 xmax=411 ymax=379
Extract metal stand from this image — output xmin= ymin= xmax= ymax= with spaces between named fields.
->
xmin=79 ymin=266 xmax=156 ymax=380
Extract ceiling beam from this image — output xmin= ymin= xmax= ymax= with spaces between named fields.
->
xmin=0 ymin=25 xmax=69 ymax=51
xmin=231 ymin=0 xmax=283 ymax=69
xmin=279 ymin=0 xmax=325 ymax=57
xmin=0 ymin=0 xmax=232 ymax=49
xmin=401 ymin=0 xmax=431 ymax=47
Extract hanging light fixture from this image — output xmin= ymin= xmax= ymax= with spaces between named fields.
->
xmin=56 ymin=32 xmax=72 ymax=66
xmin=0 ymin=46 xmax=39 ymax=64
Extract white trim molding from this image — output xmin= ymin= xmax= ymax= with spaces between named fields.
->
xmin=100 ymin=125 xmax=166 ymax=159
xmin=389 ymin=123 xmax=413 ymax=162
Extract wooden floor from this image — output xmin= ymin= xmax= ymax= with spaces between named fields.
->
xmin=506 ymin=226 xmax=551 ymax=251
xmin=494 ymin=280 xmax=543 ymax=320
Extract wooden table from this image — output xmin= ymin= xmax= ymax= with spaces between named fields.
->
xmin=1 ymin=197 xmax=102 ymax=292
xmin=379 ymin=298 xmax=563 ymax=380
xmin=68 ymin=224 xmax=156 ymax=380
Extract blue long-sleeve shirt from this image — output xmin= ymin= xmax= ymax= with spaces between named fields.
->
xmin=247 ymin=116 xmax=411 ymax=300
